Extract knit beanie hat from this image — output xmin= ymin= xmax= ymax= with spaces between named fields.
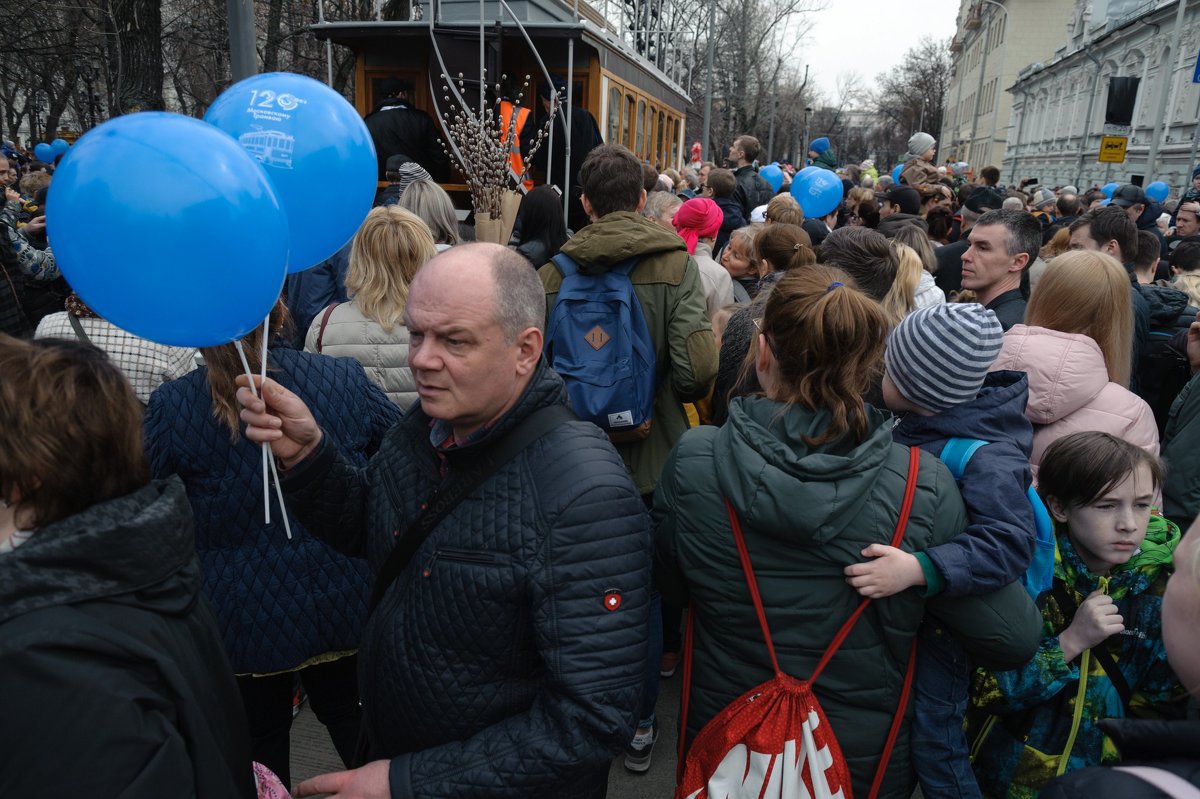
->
xmin=904 ymin=132 xmax=936 ymax=161
xmin=884 ymin=303 xmax=1003 ymax=413
xmin=1193 ymin=163 xmax=1200 ymax=179
xmin=809 ymin=137 xmax=830 ymax=155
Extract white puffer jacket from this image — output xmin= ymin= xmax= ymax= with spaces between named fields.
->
xmin=305 ymin=301 xmax=416 ymax=410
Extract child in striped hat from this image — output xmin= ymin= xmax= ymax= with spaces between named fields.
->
xmin=843 ymin=302 xmax=1038 ymax=799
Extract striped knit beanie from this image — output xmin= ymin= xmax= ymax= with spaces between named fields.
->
xmin=884 ymin=303 xmax=1003 ymax=413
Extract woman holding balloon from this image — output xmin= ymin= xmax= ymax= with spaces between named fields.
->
xmin=144 ymin=303 xmax=400 ymax=786
xmin=43 ymin=69 xmax=387 ymax=791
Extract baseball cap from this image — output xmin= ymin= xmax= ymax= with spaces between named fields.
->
xmin=1110 ymin=184 xmax=1147 ymax=209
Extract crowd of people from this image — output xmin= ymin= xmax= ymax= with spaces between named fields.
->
xmin=1 ymin=123 xmax=1199 ymax=799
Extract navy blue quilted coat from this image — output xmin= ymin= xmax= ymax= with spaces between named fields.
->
xmin=144 ymin=347 xmax=400 ymax=674
xmin=281 ymin=362 xmax=651 ymax=798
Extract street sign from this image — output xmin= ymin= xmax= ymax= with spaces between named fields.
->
xmin=1194 ymin=49 xmax=1200 ymax=83
xmin=1099 ymin=135 xmax=1128 ymax=163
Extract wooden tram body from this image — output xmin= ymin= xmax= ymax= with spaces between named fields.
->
xmin=312 ymin=0 xmax=690 ymax=197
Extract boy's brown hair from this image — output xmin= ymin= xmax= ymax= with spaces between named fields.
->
xmin=706 ymin=168 xmax=736 ymax=198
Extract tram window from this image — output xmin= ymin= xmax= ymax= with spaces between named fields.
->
xmin=624 ymin=95 xmax=634 ymax=148
xmin=636 ymin=100 xmax=646 ymax=157
xmin=657 ymin=111 xmax=665 ymax=167
xmin=608 ymin=87 xmax=621 ymax=143
xmin=648 ymin=106 xmax=656 ymax=162
xmin=671 ymin=118 xmax=679 ymax=168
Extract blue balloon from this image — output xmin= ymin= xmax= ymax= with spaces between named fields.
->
xmin=1145 ymin=180 xmax=1169 ymax=203
xmin=793 ymin=168 xmax=844 ymax=218
xmin=1102 ymin=182 xmax=1120 ymax=198
xmin=760 ymin=164 xmax=784 ymax=192
xmin=50 ymin=138 xmax=69 ymax=156
xmin=33 ymin=142 xmax=53 ymax=162
xmin=206 ymin=72 xmax=377 ymax=273
xmin=48 ymin=112 xmax=288 ymax=347
xmin=789 ymin=166 xmax=821 ymax=201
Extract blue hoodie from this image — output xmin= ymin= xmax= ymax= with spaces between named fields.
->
xmin=892 ymin=370 xmax=1036 ymax=597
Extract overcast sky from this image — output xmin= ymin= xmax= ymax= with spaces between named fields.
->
xmin=798 ymin=0 xmax=962 ymax=101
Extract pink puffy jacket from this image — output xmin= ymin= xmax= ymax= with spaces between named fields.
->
xmin=990 ymin=325 xmax=1159 ymax=478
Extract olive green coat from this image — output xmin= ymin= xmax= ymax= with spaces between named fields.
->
xmin=540 ymin=211 xmax=718 ymax=495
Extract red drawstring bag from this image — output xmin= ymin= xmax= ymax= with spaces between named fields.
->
xmin=675 ymin=446 xmax=921 ymax=799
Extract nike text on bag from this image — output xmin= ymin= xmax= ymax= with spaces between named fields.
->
xmin=675 ymin=446 xmax=922 ymax=799
xmin=546 ymin=253 xmax=656 ymax=443
xmin=939 ymin=437 xmax=1055 ymax=598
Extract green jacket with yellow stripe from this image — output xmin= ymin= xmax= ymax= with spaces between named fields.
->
xmin=966 ymin=513 xmax=1188 ymax=798
xmin=540 ymin=211 xmax=718 ymax=495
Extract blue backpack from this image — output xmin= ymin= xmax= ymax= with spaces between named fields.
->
xmin=545 ymin=253 xmax=657 ymax=441
xmin=940 ymin=437 xmax=1056 ymax=599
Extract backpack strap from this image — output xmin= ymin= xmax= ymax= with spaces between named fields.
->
xmin=365 ymin=403 xmax=576 ymax=613
xmin=68 ymin=313 xmax=94 ymax=347
xmin=677 ymin=600 xmax=696 ymax=786
xmin=940 ymin=437 xmax=988 ymax=480
xmin=810 ymin=445 xmax=922 ymax=682
xmin=315 ymin=302 xmax=339 ymax=353
xmin=550 ymin=252 xmax=579 ymax=277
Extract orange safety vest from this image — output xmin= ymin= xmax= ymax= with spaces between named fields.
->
xmin=499 ymin=100 xmax=533 ymax=190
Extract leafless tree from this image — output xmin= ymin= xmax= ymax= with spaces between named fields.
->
xmin=870 ymin=36 xmax=951 ymax=167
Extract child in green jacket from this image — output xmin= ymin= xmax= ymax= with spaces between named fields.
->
xmin=967 ymin=431 xmax=1188 ymax=798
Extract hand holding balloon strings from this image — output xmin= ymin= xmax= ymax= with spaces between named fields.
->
xmin=234 ymin=331 xmax=292 ymax=540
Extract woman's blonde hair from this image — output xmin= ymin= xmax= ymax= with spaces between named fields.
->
xmin=346 ymin=206 xmax=437 ymax=331
xmin=1025 ymin=249 xmax=1133 ymax=387
xmin=764 ymin=194 xmax=803 ymax=225
xmin=881 ymin=242 xmax=922 ymax=324
xmin=889 ymin=224 xmax=937 ymax=274
xmin=398 ymin=181 xmax=461 ymax=246
xmin=760 ymin=265 xmax=887 ymax=446
xmin=1175 ymin=273 xmax=1200 ymax=308
xmin=846 ymin=186 xmax=875 ymax=208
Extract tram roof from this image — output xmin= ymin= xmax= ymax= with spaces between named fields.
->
xmin=311 ymin=19 xmax=690 ymax=108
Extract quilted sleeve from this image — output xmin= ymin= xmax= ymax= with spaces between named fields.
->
xmin=389 ymin=431 xmax=651 ymax=797
xmin=667 ymin=257 xmax=718 ymax=403
xmin=280 ymin=433 xmax=373 ymax=558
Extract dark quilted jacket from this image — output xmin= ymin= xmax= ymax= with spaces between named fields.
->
xmin=281 ymin=362 xmax=651 ymax=798
xmin=144 ymin=346 xmax=400 ymax=674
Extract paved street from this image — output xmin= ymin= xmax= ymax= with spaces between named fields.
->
xmin=291 ymin=670 xmax=682 ymax=798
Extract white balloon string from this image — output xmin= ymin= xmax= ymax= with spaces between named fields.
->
xmin=234 ymin=338 xmax=293 ymax=540
xmin=260 ymin=316 xmax=271 ymax=525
